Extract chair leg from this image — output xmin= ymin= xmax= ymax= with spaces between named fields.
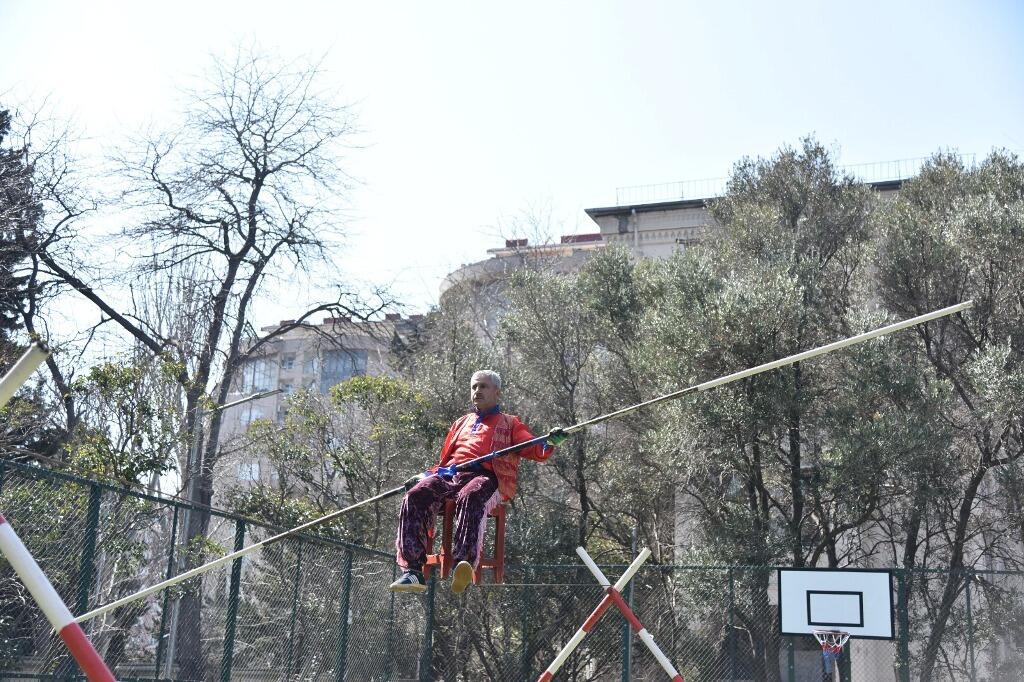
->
xmin=441 ymin=499 xmax=455 ymax=579
xmin=494 ymin=508 xmax=506 ymax=584
xmin=424 ymin=513 xmax=437 ymax=581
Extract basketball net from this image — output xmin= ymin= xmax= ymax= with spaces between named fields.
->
xmin=813 ymin=630 xmax=850 ymax=676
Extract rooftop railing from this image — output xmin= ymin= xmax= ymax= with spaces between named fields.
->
xmin=614 ymin=153 xmax=979 ymax=206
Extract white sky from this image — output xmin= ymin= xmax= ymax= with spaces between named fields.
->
xmin=2 ymin=0 xmax=1023 ymax=322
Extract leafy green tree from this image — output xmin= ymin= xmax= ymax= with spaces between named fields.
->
xmin=640 ymin=138 xmax=876 ymax=680
xmin=8 ymin=49 xmax=371 ymax=679
xmin=873 ymin=150 xmax=1024 ymax=680
xmin=65 ymin=356 xmax=178 ymax=485
xmin=0 ymin=108 xmax=38 ymax=348
xmin=0 ymin=107 xmax=59 ymax=460
xmin=407 ymin=282 xmax=504 ymax=422
xmin=501 ymin=266 xmax=603 ymax=550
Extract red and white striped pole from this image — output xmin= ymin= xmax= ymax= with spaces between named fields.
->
xmin=537 ymin=547 xmax=684 ymax=682
xmin=0 ymin=343 xmax=116 ymax=680
xmin=0 ymin=512 xmax=116 ymax=681
xmin=575 ymin=547 xmax=684 ymax=681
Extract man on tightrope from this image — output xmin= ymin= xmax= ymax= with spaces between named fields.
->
xmin=390 ymin=369 xmax=567 ymax=594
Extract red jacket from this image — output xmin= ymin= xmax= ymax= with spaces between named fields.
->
xmin=435 ymin=409 xmax=553 ymax=502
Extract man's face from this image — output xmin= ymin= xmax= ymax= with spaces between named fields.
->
xmin=470 ymin=373 xmax=501 ymax=412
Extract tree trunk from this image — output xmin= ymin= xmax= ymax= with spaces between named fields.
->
xmin=917 ymin=466 xmax=987 ymax=681
xmin=789 ymin=362 xmax=805 ymax=567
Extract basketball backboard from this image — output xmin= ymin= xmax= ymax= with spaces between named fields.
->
xmin=778 ymin=568 xmax=894 ymax=640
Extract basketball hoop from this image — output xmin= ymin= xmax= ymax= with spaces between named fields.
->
xmin=813 ymin=630 xmax=850 ymax=678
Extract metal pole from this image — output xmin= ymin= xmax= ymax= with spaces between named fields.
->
xmin=153 ymin=504 xmax=179 ymax=680
xmin=965 ymin=573 xmax=976 ymax=682
xmin=386 ymin=564 xmax=397 ymax=682
xmin=419 ymin=572 xmax=436 ymax=682
xmin=286 ymin=540 xmax=304 ymax=677
xmin=334 ymin=549 xmax=353 ymax=682
xmin=728 ymin=567 xmax=736 ymax=682
xmin=540 ymin=547 xmax=681 ymax=682
xmin=622 ymin=528 xmax=637 ymax=682
xmin=563 ymin=301 xmax=973 ymax=435
xmin=0 ymin=513 xmax=115 ymax=681
xmin=519 ymin=567 xmax=531 ymax=680
xmin=896 ymin=570 xmax=911 ymax=682
xmin=76 ymin=484 xmax=102 ymax=618
xmin=219 ymin=520 xmax=246 ymax=682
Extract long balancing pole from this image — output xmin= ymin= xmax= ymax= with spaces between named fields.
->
xmin=75 ymin=300 xmax=971 ymax=624
xmin=74 ymin=483 xmax=405 ymax=623
xmin=563 ymin=300 xmax=972 ymax=434
xmin=0 ymin=342 xmax=49 ymax=408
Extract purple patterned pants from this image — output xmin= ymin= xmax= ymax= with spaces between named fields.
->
xmin=395 ymin=470 xmax=501 ymax=572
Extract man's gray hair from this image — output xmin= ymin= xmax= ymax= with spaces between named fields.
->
xmin=472 ymin=369 xmax=502 ymax=390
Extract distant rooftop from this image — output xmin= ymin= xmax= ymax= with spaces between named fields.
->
xmin=614 ymin=154 xmax=979 ymax=206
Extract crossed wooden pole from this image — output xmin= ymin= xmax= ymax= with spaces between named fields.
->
xmin=0 ymin=344 xmax=116 ymax=681
xmin=538 ymin=546 xmax=684 ymax=682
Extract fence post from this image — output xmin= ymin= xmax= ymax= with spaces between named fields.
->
xmin=622 ymin=529 xmax=638 ymax=681
xmin=419 ymin=572 xmax=436 ymax=682
xmin=621 ymin=573 xmax=634 ymax=682
xmin=153 ymin=504 xmax=179 ymax=680
xmin=895 ymin=569 xmax=911 ymax=682
xmin=519 ymin=566 xmax=532 ymax=681
xmin=728 ymin=567 xmax=736 ymax=682
xmin=219 ymin=519 xmax=246 ymax=682
xmin=286 ymin=540 xmax=304 ymax=678
xmin=386 ymin=564 xmax=397 ymax=682
xmin=335 ymin=548 xmax=353 ymax=682
xmin=965 ymin=572 xmax=976 ymax=682
xmin=0 ymin=458 xmax=6 ymax=496
xmin=76 ymin=483 xmax=102 ymax=617
xmin=839 ymin=640 xmax=852 ymax=680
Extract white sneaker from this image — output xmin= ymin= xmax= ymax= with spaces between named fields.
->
xmin=451 ymin=560 xmax=474 ymax=594
xmin=390 ymin=570 xmax=427 ymax=593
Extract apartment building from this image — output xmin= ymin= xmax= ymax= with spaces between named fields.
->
xmin=213 ymin=314 xmax=421 ymax=500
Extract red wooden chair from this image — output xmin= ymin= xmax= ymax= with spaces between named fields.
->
xmin=424 ymin=499 xmax=506 ymax=585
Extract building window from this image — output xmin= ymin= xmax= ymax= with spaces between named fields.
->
xmin=320 ymin=349 xmax=368 ymax=393
xmin=240 ymin=358 xmax=274 ymax=393
xmin=239 ymin=405 xmax=264 ymax=426
xmin=303 ymin=354 xmax=319 ymax=374
xmin=282 ymin=354 xmax=296 ymax=370
xmin=237 ymin=460 xmax=260 ymax=482
xmin=281 ymin=383 xmax=294 ymax=395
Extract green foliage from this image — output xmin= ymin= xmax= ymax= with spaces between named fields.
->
xmin=229 ymin=377 xmax=439 ymax=549
xmin=64 ymin=358 xmax=177 ymax=483
xmin=410 ymin=285 xmax=505 ymax=422
xmin=0 ymin=108 xmax=41 ymax=342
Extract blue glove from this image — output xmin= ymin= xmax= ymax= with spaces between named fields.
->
xmin=436 ymin=465 xmax=458 ymax=481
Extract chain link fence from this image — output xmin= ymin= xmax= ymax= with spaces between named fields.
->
xmin=1 ymin=460 xmax=1023 ymax=681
